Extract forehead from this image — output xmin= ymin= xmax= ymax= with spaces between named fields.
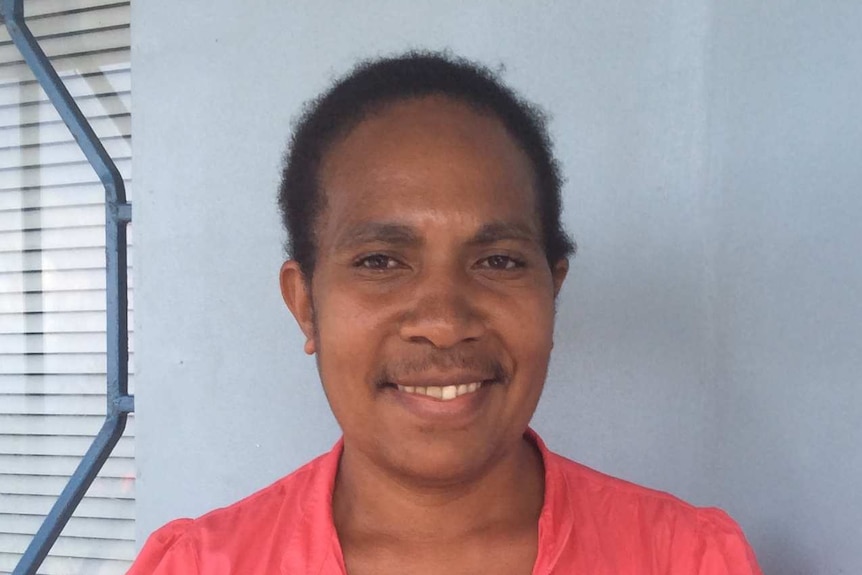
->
xmin=317 ymin=96 xmax=540 ymax=239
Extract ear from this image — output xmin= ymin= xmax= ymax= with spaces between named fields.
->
xmin=280 ymin=260 xmax=316 ymax=355
xmin=551 ymin=258 xmax=569 ymax=298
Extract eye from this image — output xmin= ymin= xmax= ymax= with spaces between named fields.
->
xmin=478 ymin=255 xmax=524 ymax=270
xmin=354 ymin=254 xmax=400 ymax=270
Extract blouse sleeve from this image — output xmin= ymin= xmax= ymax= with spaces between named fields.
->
xmin=126 ymin=519 xmax=200 ymax=575
xmin=693 ymin=508 xmax=763 ymax=575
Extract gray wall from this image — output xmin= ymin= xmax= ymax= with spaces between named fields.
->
xmin=131 ymin=2 xmax=862 ymax=573
xmin=704 ymin=2 xmax=862 ymax=571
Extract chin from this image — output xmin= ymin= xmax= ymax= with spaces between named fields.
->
xmin=379 ymin=431 xmax=502 ymax=486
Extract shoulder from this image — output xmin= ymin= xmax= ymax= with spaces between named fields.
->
xmin=550 ymin=449 xmax=715 ymax=523
xmin=126 ymin=518 xmax=199 ymax=575
xmin=544 ymin=450 xmax=762 ymax=573
xmin=127 ymin=449 xmax=337 ymax=574
xmin=548 ymin=449 xmax=702 ymax=515
xmin=187 ymin=449 xmax=329 ymax=539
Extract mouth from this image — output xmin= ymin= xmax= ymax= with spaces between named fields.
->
xmin=394 ymin=381 xmax=485 ymax=401
xmin=382 ymin=375 xmax=501 ymax=422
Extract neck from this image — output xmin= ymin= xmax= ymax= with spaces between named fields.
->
xmin=332 ymin=435 xmax=545 ymax=545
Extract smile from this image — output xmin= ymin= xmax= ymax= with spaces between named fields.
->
xmin=395 ymin=382 xmax=484 ymax=401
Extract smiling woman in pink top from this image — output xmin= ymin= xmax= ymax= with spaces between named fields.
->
xmin=128 ymin=52 xmax=762 ymax=575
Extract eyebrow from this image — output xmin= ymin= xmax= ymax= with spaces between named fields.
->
xmin=333 ymin=220 xmax=540 ymax=252
xmin=468 ymin=221 xmax=539 ymax=246
xmin=333 ymin=222 xmax=421 ymax=251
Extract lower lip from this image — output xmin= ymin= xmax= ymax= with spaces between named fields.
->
xmin=385 ymin=382 xmax=494 ymax=423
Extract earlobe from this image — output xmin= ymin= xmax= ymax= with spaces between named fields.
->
xmin=303 ymin=338 xmax=316 ymax=355
xmin=552 ymin=258 xmax=569 ymax=297
xmin=279 ymin=261 xmax=316 ymax=355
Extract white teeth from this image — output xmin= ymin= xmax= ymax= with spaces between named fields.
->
xmin=396 ymin=382 xmax=484 ymax=401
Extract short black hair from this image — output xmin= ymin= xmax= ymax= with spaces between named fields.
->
xmin=278 ymin=51 xmax=575 ymax=277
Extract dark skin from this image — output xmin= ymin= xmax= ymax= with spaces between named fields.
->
xmin=280 ymin=96 xmax=568 ymax=574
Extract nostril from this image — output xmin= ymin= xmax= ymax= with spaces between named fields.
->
xmin=405 ymin=333 xmax=433 ymax=345
xmin=398 ymin=310 xmax=486 ymax=348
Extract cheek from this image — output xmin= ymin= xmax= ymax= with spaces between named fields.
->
xmin=313 ymin=305 xmax=376 ymax=429
xmin=498 ymin=288 xmax=556 ymax=346
xmin=497 ymin=293 xmax=557 ymax=391
xmin=313 ymin=292 xmax=386 ymax=387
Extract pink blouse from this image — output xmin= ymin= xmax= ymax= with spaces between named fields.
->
xmin=128 ymin=430 xmax=762 ymax=574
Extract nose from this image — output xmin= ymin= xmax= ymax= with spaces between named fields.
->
xmin=398 ymin=269 xmax=485 ymax=349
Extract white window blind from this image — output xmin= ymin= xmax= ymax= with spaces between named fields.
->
xmin=0 ymin=1 xmax=134 ymax=574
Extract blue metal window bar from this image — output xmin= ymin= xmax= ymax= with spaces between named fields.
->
xmin=0 ymin=1 xmax=134 ymax=573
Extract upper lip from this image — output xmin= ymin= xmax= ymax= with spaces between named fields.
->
xmin=389 ymin=371 xmax=498 ymax=388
